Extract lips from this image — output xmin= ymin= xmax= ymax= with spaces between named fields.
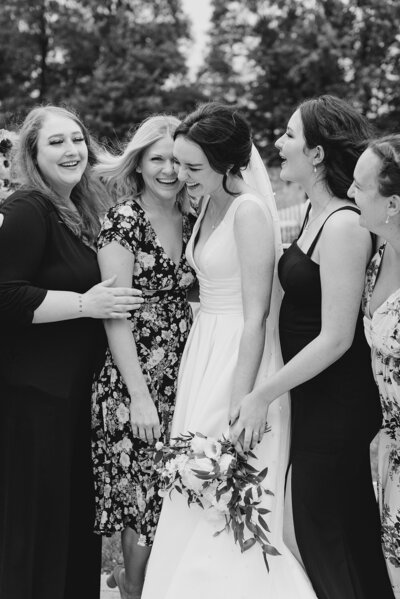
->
xmin=156 ymin=177 xmax=179 ymax=185
xmin=59 ymin=160 xmax=79 ymax=168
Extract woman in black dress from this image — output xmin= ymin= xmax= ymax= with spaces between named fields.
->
xmin=0 ymin=106 xmax=142 ymax=599
xmin=230 ymin=95 xmax=394 ymax=598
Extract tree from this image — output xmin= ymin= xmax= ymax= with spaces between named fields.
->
xmin=0 ymin=0 xmax=195 ymax=141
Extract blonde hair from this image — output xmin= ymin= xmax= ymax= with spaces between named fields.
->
xmin=14 ymin=105 xmax=111 ymax=244
xmin=94 ymin=114 xmax=191 ymax=213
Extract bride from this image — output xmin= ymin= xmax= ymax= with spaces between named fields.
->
xmin=141 ymin=103 xmax=317 ymax=599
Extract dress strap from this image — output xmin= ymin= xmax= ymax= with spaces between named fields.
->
xmin=297 ymin=202 xmax=312 ymax=237
xmin=306 ymin=205 xmax=360 ymax=257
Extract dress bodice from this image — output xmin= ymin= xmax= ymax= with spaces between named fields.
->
xmin=362 ymin=243 xmax=400 ymax=359
xmin=186 ymin=194 xmax=269 ymax=315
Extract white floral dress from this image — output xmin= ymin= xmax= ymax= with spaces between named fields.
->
xmin=363 ymin=242 xmax=400 ymax=597
xmin=91 ymin=199 xmax=195 ymax=544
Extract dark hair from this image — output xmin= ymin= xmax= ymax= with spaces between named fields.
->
xmin=174 ymin=102 xmax=252 ymax=195
xmin=368 ymin=135 xmax=400 ymax=198
xmin=299 ymin=95 xmax=373 ymax=199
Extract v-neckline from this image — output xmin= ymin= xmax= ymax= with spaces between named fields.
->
xmin=135 ymin=200 xmax=185 ymax=270
xmin=366 ymin=243 xmax=387 ymax=319
xmin=191 ymin=194 xmax=241 ymax=269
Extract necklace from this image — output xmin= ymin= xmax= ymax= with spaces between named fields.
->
xmin=210 ymin=200 xmax=232 ymax=230
xmin=304 ymin=199 xmax=332 ymax=232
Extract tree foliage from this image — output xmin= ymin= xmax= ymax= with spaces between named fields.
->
xmin=1 ymin=0 xmax=400 ymax=148
xmin=203 ymin=0 xmax=400 ymax=160
xmin=0 ymin=0 xmax=205 ymax=142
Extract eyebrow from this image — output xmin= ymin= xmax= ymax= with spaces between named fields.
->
xmin=175 ymin=159 xmax=203 ymax=167
xmin=48 ymin=131 xmax=83 ymax=138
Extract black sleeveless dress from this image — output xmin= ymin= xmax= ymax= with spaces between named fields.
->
xmin=278 ymin=205 xmax=394 ymax=599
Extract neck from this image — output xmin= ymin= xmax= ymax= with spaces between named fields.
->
xmin=305 ymin=179 xmax=333 ymax=210
xmin=209 ymin=174 xmax=243 ymax=208
xmin=384 ymin=229 xmax=400 ymax=256
xmin=140 ymin=191 xmax=177 ymax=214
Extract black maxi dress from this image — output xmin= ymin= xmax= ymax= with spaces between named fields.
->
xmin=278 ymin=205 xmax=394 ymax=599
xmin=0 ymin=191 xmax=106 ymax=599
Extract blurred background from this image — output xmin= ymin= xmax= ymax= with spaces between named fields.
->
xmin=0 ymin=0 xmax=391 ymax=578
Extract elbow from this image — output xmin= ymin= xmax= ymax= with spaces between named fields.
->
xmin=321 ymin=331 xmax=354 ymax=361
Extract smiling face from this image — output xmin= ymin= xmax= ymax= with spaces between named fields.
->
xmin=275 ymin=109 xmax=314 ymax=185
xmin=36 ymin=114 xmax=88 ymax=198
xmin=347 ymin=148 xmax=387 ymax=233
xmin=173 ymin=136 xmax=224 ymax=199
xmin=138 ymin=135 xmax=183 ymax=204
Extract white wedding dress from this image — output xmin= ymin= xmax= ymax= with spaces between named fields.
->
xmin=141 ymin=193 xmax=317 ymax=599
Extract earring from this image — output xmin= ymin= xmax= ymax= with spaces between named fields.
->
xmin=313 ymin=165 xmax=317 ymax=174
xmin=385 ymin=215 xmax=390 ymax=224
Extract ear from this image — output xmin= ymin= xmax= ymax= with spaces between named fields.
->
xmin=312 ymin=145 xmax=325 ymax=167
xmin=136 ymin=165 xmax=142 ymax=174
xmin=387 ymin=195 xmax=400 ymax=217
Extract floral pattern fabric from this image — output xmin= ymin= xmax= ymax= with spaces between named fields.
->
xmin=92 ymin=199 xmax=196 ymax=545
xmin=363 ymin=242 xmax=400 ymax=597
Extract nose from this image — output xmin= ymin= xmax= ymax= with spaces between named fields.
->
xmin=347 ymin=181 xmax=355 ymax=198
xmin=65 ymin=138 xmax=77 ymax=154
xmin=176 ymin=165 xmax=188 ymax=182
xmin=163 ymin=159 xmax=175 ymax=174
xmin=275 ymin=135 xmax=283 ymax=150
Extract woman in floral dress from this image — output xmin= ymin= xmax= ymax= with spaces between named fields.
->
xmin=349 ymin=134 xmax=400 ymax=598
xmin=91 ymin=115 xmax=195 ymax=599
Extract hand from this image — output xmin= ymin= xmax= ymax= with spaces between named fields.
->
xmin=229 ymin=390 xmax=269 ymax=453
xmin=130 ymin=393 xmax=161 ymax=444
xmin=82 ymin=275 xmax=143 ymax=319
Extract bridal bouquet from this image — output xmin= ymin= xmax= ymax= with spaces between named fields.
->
xmin=149 ymin=431 xmax=280 ymax=570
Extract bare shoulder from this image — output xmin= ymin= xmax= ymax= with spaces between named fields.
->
xmin=321 ymin=205 xmax=371 ymax=259
xmin=234 ymin=193 xmax=272 ymax=224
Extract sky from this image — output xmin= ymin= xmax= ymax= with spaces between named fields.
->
xmin=181 ymin=0 xmax=213 ymax=78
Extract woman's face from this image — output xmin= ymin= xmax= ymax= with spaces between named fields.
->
xmin=348 ymin=148 xmax=387 ymax=233
xmin=173 ymin=136 xmax=224 ymax=199
xmin=36 ymin=114 xmax=88 ymax=198
xmin=275 ymin=109 xmax=313 ymax=185
xmin=138 ymin=135 xmax=183 ymax=203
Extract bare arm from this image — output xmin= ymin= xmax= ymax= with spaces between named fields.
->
xmin=98 ymin=241 xmax=160 ymax=444
xmin=231 ymin=210 xmax=372 ymax=445
xmin=33 ymin=277 xmax=142 ymax=323
xmin=229 ymin=200 xmax=275 ymax=450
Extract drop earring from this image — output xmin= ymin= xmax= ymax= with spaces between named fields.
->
xmin=313 ymin=165 xmax=317 ymax=174
xmin=385 ymin=214 xmax=390 ymax=224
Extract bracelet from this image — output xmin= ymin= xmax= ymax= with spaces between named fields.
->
xmin=78 ymin=294 xmax=83 ymax=314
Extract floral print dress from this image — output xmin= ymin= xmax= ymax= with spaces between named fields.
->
xmin=363 ymin=242 xmax=400 ymax=598
xmin=92 ymin=199 xmax=196 ymax=545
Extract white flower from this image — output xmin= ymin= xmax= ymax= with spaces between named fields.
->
xmin=117 ymin=205 xmax=134 ymax=217
xmin=148 ymin=347 xmax=165 ymax=368
xmin=116 ymin=403 xmax=130 ymax=424
xmin=102 ymin=217 xmax=113 ymax=230
xmin=193 ymin=456 xmax=214 ymax=475
xmin=138 ymin=251 xmax=155 ymax=269
xmin=204 ymin=439 xmax=222 ymax=460
xmin=136 ymin=488 xmax=146 ymax=512
xmin=110 ymin=367 xmax=118 ymax=384
xmin=218 ymin=453 xmax=235 ymax=476
xmin=120 ymin=452 xmax=130 ymax=468
xmin=179 ymin=272 xmax=195 ymax=287
xmin=100 ymin=511 xmax=109 ymax=526
xmin=120 ymin=437 xmax=133 ymax=452
xmin=213 ymin=487 xmax=233 ymax=513
xmin=179 ymin=320 xmax=187 ymax=333
xmin=181 ymin=463 xmax=205 ymax=493
xmin=155 ymin=441 xmax=164 ymax=450
xmin=190 ymin=434 xmax=208 ymax=454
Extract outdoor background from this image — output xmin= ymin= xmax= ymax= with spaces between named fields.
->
xmin=0 ymin=0 xmax=396 ymax=583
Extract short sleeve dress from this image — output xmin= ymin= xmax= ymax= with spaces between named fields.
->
xmin=91 ymin=199 xmax=196 ymax=545
xmin=363 ymin=242 xmax=400 ymax=598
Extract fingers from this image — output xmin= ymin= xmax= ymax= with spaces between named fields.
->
xmin=100 ymin=275 xmax=117 ymax=286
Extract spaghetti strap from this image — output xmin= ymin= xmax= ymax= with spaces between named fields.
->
xmin=297 ymin=202 xmax=312 ymax=238
xmin=306 ymin=205 xmax=360 ymax=257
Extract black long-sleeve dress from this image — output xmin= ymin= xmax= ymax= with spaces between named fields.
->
xmin=278 ymin=205 xmax=394 ymax=599
xmin=0 ymin=190 xmax=106 ymax=599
